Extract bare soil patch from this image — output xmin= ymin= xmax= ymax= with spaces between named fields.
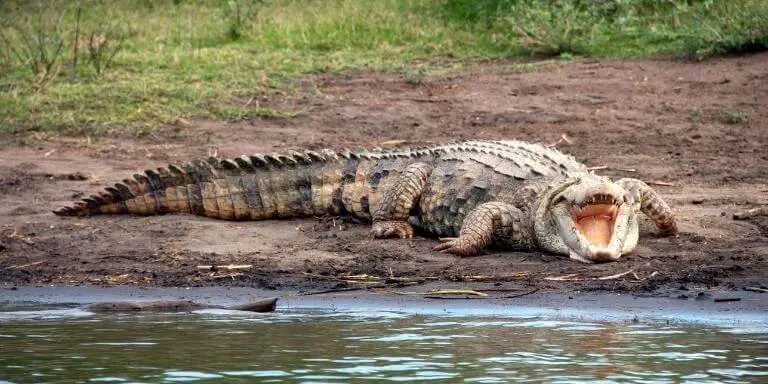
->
xmin=1 ymin=54 xmax=766 ymax=296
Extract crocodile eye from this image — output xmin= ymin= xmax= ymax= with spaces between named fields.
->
xmin=553 ymin=195 xmax=568 ymax=205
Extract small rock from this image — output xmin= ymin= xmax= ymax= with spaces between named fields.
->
xmin=695 ymin=292 xmax=712 ymax=301
xmin=67 ymin=172 xmax=90 ymax=181
xmin=174 ymin=118 xmax=192 ymax=127
xmin=677 ymin=294 xmax=689 ymax=300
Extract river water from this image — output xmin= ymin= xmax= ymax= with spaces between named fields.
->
xmin=0 ymin=306 xmax=767 ymax=383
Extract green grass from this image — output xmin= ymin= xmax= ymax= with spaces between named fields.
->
xmin=1 ymin=0 xmax=766 ymax=138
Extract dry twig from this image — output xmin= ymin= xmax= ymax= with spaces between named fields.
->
xmin=744 ymin=287 xmax=768 ymax=293
xmin=498 ymin=288 xmax=540 ymax=299
xmin=300 ymin=285 xmax=385 ymax=296
xmin=377 ymin=139 xmax=408 ymax=147
xmin=714 ymin=297 xmax=741 ymax=303
xmin=454 ymin=272 xmax=529 ymax=281
xmin=586 ymin=165 xmax=637 ymax=172
xmin=302 ymin=273 xmax=377 ymax=284
xmin=546 ymin=269 xmax=654 ymax=282
xmin=545 ymin=273 xmax=583 ymax=281
xmin=546 ymin=134 xmax=573 ymax=147
xmin=733 ymin=207 xmax=768 ymax=220
xmin=8 ymin=260 xmax=45 ymax=269
xmin=646 ymin=181 xmax=676 ymax=187
xmin=1 ymin=227 xmax=35 ymax=245
xmin=196 ymin=264 xmax=252 ymax=270
xmin=394 ymin=289 xmax=488 ymax=297
xmin=597 ymin=269 xmax=636 ymax=281
xmin=302 ymin=272 xmax=434 ymax=285
xmin=211 ymin=273 xmax=244 ymax=280
xmin=422 ymin=288 xmax=540 ymax=300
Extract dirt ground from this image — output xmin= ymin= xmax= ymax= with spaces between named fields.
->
xmin=1 ymin=53 xmax=766 ymax=296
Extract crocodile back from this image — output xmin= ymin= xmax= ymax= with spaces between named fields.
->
xmin=418 ymin=140 xmax=587 ymax=236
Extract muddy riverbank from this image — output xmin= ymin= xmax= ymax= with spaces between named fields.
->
xmin=1 ymin=54 xmax=766 ymax=295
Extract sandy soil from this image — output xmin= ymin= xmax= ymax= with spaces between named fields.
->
xmin=1 ymin=54 xmax=766 ymax=295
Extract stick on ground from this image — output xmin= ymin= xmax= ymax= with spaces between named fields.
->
xmin=499 ymin=288 xmax=540 ymax=299
xmin=597 ymin=269 xmax=636 ymax=281
xmin=545 ymin=273 xmax=583 ymax=281
xmin=646 ymin=181 xmax=676 ymax=187
xmin=395 ymin=289 xmax=488 ymax=297
xmin=733 ymin=207 xmax=768 ymax=220
xmin=299 ymin=285 xmax=385 ymax=296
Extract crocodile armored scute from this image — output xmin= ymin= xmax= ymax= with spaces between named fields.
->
xmin=54 ymin=140 xmax=678 ymax=263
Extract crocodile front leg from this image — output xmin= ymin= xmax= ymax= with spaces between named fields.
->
xmin=432 ymin=202 xmax=523 ymax=256
xmin=616 ymin=178 xmax=678 ymax=235
xmin=371 ymin=162 xmax=434 ymax=239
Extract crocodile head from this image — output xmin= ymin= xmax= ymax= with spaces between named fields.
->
xmin=535 ymin=174 xmax=639 ymax=263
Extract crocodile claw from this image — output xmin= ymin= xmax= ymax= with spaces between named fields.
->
xmin=371 ymin=221 xmax=414 ymax=239
xmin=432 ymin=238 xmax=479 ymax=256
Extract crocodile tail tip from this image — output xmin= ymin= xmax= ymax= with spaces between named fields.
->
xmin=53 ymin=204 xmax=91 ymax=217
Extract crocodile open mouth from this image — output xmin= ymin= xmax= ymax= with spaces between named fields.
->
xmin=570 ymin=194 xmax=620 ymax=247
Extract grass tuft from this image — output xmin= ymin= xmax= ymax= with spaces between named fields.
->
xmin=721 ymin=110 xmax=749 ymax=125
xmin=0 ymin=0 xmax=765 ymax=139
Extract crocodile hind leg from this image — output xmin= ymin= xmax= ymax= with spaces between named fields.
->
xmin=371 ymin=162 xmax=434 ymax=239
xmin=616 ymin=178 xmax=678 ymax=235
xmin=432 ymin=202 xmax=523 ymax=256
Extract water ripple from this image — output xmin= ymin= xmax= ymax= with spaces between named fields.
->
xmin=164 ymin=370 xmax=223 ymax=381
xmin=709 ymin=368 xmax=768 ymax=378
xmin=0 ymin=310 xmax=766 ymax=383
xmin=220 ymin=370 xmax=292 ymax=377
xmin=347 ymin=333 xmax=474 ymax=342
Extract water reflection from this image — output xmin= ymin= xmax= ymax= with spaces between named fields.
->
xmin=0 ymin=309 xmax=766 ymax=383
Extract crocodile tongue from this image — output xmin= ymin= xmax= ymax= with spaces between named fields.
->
xmin=574 ymin=204 xmax=616 ymax=246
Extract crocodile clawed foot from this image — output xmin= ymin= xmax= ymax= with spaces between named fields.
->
xmin=371 ymin=221 xmax=414 ymax=239
xmin=659 ymin=222 xmax=679 ymax=237
xmin=432 ymin=238 xmax=480 ymax=257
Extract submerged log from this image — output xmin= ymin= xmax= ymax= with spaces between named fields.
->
xmin=83 ymin=297 xmax=277 ymax=313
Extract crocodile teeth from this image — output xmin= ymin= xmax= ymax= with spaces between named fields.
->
xmin=579 ymin=193 xmax=621 ymax=209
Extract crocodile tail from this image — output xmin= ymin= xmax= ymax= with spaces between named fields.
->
xmin=53 ymin=157 xmax=223 ymax=217
xmin=53 ymin=150 xmax=346 ymax=219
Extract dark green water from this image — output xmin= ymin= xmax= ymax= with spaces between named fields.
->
xmin=0 ymin=308 xmax=767 ymax=383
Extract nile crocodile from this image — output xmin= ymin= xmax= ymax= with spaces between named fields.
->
xmin=54 ymin=140 xmax=677 ymax=263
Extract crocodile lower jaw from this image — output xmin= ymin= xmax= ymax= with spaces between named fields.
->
xmin=569 ymin=248 xmax=621 ymax=264
xmin=571 ymin=203 xmax=618 ymax=247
